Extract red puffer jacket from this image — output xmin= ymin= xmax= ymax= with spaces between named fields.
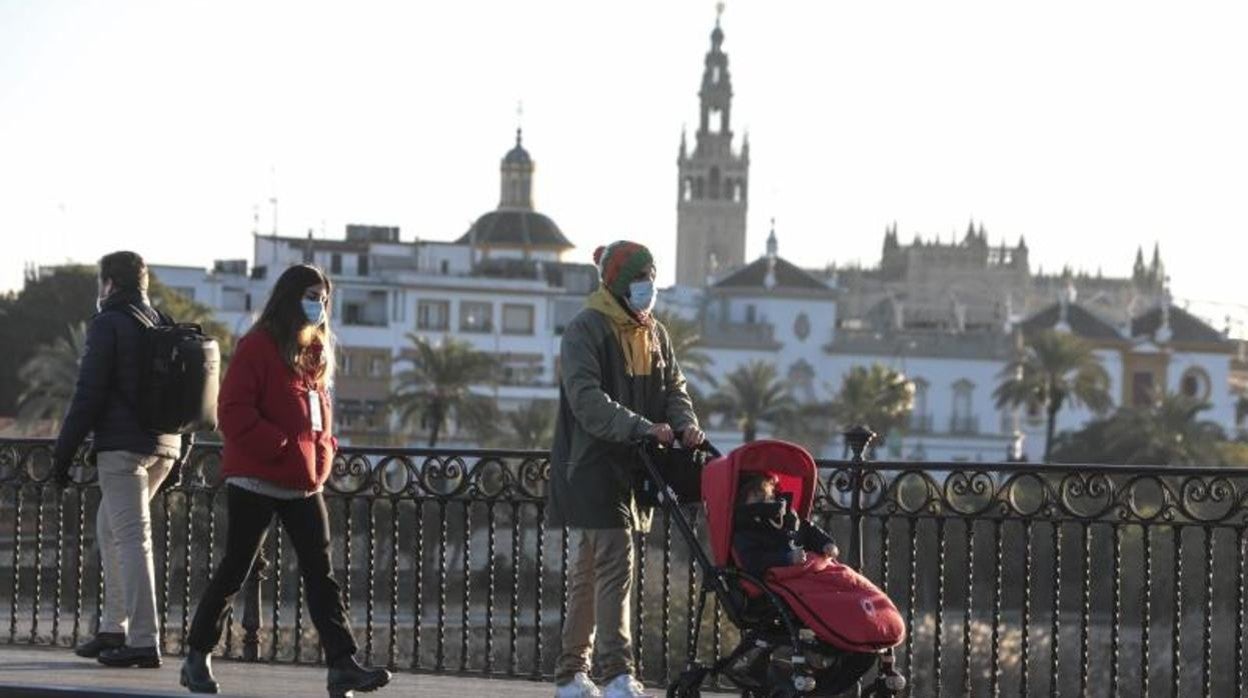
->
xmin=218 ymin=330 xmax=336 ymax=491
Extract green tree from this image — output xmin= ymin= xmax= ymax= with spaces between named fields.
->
xmin=15 ymin=323 xmax=87 ymax=434
xmin=0 ymin=266 xmax=97 ymax=416
xmin=390 ymin=335 xmax=497 ymax=447
xmin=1052 ymin=393 xmax=1227 ymax=465
xmin=709 ymin=360 xmax=796 ymax=443
xmin=994 ymin=330 xmax=1113 ymax=463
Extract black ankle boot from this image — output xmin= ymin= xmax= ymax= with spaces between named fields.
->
xmin=97 ymin=645 xmax=161 ymax=668
xmin=74 ymin=632 xmax=125 ymax=658
xmin=327 ymin=655 xmax=391 ymax=696
xmin=180 ymin=649 xmax=219 ymax=694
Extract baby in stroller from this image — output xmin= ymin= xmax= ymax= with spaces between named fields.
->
xmin=733 ymin=472 xmax=838 ymax=579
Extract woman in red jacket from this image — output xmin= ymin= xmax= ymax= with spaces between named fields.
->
xmin=180 ymin=265 xmax=390 ymax=696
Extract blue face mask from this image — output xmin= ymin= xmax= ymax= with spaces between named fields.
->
xmin=627 ymin=280 xmax=656 ymax=314
xmin=301 ymin=299 xmax=326 ymax=326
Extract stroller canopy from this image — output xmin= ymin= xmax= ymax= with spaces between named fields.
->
xmin=701 ymin=440 xmax=819 ymax=568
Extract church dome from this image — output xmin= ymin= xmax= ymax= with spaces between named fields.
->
xmin=503 ymin=129 xmax=532 ymax=166
xmin=458 ymin=209 xmax=572 ymax=249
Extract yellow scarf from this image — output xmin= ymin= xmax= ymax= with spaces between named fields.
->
xmin=586 ymin=285 xmax=659 ymax=377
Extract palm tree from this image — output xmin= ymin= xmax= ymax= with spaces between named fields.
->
xmin=994 ymin=330 xmax=1113 ymax=463
xmin=499 ymin=400 xmax=558 ymax=450
xmin=1103 ymin=393 xmax=1225 ymax=465
xmin=390 ymin=334 xmax=497 ymax=447
xmin=709 ymin=360 xmax=796 ymax=443
xmin=16 ymin=323 xmax=87 ymax=434
xmin=825 ymin=364 xmax=915 ymax=455
xmin=1053 ymin=393 xmax=1225 ymax=465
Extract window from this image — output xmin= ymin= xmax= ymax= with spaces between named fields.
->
xmin=553 ymin=298 xmax=582 ymax=334
xmin=1180 ymin=367 xmax=1211 ymax=401
xmin=357 ymin=254 xmax=369 ymax=277
xmin=440 ymin=260 xmax=450 ymax=275
xmin=709 ymin=109 xmax=723 ymax=134
xmin=712 ymin=66 xmax=721 ymax=83
xmin=682 ymin=177 xmax=692 ymax=202
xmin=502 ymin=304 xmax=535 ymax=335
xmin=369 ymin=356 xmax=385 ymax=378
xmin=221 ymin=287 xmax=246 ymax=312
xmin=417 ymin=300 xmax=449 ymax=331
xmin=745 ymin=304 xmax=757 ymax=324
xmin=709 ymin=166 xmax=721 ymax=200
xmin=341 ymin=290 xmax=387 ymax=327
xmin=460 ymin=302 xmax=493 ymax=333
xmin=339 ymin=351 xmax=354 ymax=377
xmin=330 ymin=253 xmax=342 ymax=275
xmin=910 ymin=379 xmax=931 ymax=433
xmin=951 ymin=380 xmax=977 ymax=434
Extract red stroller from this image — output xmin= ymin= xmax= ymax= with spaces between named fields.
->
xmin=640 ymin=438 xmax=907 ymax=698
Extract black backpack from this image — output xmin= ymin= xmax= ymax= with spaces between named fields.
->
xmin=119 ymin=305 xmax=221 ymax=434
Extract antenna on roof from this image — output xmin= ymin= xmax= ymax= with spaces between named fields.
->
xmin=268 ymin=165 xmax=279 ymax=237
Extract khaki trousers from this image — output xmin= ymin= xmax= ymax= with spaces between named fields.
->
xmin=555 ymin=527 xmax=636 ymax=684
xmin=96 ymin=451 xmax=173 ymax=649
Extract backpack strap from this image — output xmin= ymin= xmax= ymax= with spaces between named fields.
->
xmin=119 ymin=303 xmax=159 ymax=329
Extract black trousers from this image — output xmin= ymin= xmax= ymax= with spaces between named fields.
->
xmin=187 ymin=485 xmax=357 ymax=664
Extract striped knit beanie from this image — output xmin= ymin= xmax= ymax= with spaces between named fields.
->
xmin=593 ymin=241 xmax=654 ymax=297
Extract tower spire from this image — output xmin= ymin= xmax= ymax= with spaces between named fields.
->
xmin=674 ymin=5 xmax=749 ymax=287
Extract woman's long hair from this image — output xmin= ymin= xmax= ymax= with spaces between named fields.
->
xmin=253 ymin=264 xmax=336 ymax=388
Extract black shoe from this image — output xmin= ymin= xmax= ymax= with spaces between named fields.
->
xmin=74 ymin=632 xmax=125 ymax=658
xmin=98 ymin=645 xmax=162 ymax=669
xmin=180 ymin=649 xmax=219 ymax=694
xmin=327 ymin=655 xmax=391 ymax=696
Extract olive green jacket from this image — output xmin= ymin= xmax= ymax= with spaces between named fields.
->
xmin=547 ymin=307 xmax=699 ymax=532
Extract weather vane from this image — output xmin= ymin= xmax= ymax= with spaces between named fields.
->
xmin=716 ymin=2 xmax=725 ymax=22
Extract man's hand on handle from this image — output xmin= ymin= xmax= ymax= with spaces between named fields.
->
xmin=680 ymin=425 xmax=705 ymax=449
xmin=648 ymin=423 xmax=675 ymax=445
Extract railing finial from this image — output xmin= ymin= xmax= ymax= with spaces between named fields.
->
xmin=844 ymin=425 xmax=877 ymax=463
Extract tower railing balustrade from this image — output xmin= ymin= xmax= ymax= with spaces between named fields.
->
xmin=1 ymin=435 xmax=1245 ymax=696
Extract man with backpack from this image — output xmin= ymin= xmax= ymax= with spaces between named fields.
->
xmin=52 ymin=251 xmax=203 ymax=668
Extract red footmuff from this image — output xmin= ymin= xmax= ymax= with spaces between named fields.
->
xmin=765 ymin=554 xmax=905 ymax=652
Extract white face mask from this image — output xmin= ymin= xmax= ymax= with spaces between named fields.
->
xmin=302 ymin=299 xmax=326 ymax=326
xmin=627 ymin=280 xmax=657 ymax=314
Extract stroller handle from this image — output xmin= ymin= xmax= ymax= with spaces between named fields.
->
xmin=637 ymin=429 xmax=721 ymax=459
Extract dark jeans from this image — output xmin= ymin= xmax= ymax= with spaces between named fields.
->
xmin=187 ymin=485 xmax=357 ymax=664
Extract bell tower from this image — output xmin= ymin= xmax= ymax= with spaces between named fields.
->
xmin=675 ymin=4 xmax=749 ymax=287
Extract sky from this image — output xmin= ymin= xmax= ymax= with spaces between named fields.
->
xmin=1 ymin=1 xmax=1246 ymax=335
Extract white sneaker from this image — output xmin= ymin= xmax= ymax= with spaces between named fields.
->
xmin=555 ymin=672 xmax=602 ymax=698
xmin=601 ymin=674 xmax=652 ymax=698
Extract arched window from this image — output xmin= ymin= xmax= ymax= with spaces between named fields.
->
xmin=694 ymin=177 xmax=704 ymax=199
xmin=1180 ymin=367 xmax=1212 ymax=401
xmin=709 ymin=109 xmax=723 ymax=133
xmin=681 ymin=177 xmax=693 ymax=202
xmin=709 ymin=167 xmax=721 ymax=200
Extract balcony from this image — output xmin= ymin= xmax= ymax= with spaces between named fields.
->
xmin=1 ymin=436 xmax=1243 ymax=696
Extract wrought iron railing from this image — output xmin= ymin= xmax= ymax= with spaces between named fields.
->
xmin=2 ymin=436 xmax=1246 ymax=697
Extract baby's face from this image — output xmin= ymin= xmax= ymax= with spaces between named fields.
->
xmin=745 ymin=479 xmax=778 ymax=504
